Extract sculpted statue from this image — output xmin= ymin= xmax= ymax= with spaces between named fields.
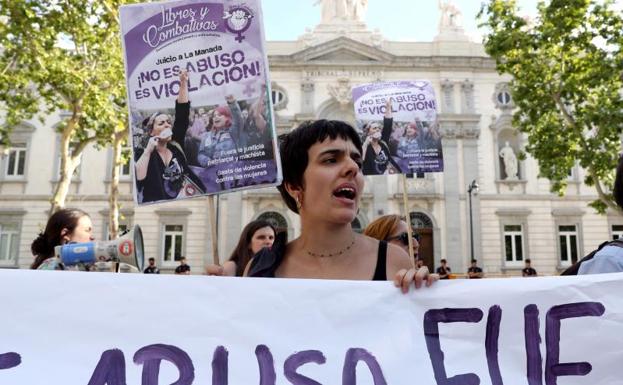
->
xmin=438 ymin=0 xmax=463 ymax=29
xmin=350 ymin=0 xmax=368 ymax=21
xmin=315 ymin=0 xmax=368 ymax=22
xmin=499 ymin=141 xmax=519 ymax=180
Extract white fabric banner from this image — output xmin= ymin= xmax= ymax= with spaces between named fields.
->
xmin=0 ymin=270 xmax=621 ymax=385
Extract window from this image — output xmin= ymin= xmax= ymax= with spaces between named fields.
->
xmin=257 ymin=211 xmax=288 ymax=235
xmin=271 ymin=90 xmax=286 ymax=106
xmin=5 ymin=144 xmax=26 ymax=177
xmin=119 ymin=147 xmax=132 ymax=177
xmin=559 ymin=225 xmax=579 ymax=265
xmin=0 ymin=222 xmax=19 ymax=264
xmin=612 ymin=225 xmax=623 ymax=240
xmin=503 ymin=225 xmax=523 ymax=263
xmin=496 ymin=91 xmax=511 ymax=106
xmin=162 ymin=224 xmax=184 ymax=263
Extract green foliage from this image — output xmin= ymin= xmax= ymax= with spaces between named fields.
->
xmin=0 ymin=0 xmax=138 ymax=212
xmin=480 ymin=0 xmax=623 ymax=213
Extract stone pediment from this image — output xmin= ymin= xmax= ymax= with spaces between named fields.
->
xmin=291 ymin=37 xmax=393 ymax=64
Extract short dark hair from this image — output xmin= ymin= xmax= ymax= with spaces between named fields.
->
xmin=277 ymin=119 xmax=363 ymax=213
xmin=440 ymin=258 xmax=447 ymax=263
xmin=148 ymin=257 xmax=155 ymax=262
xmin=471 ymin=259 xmax=477 ymax=264
xmin=525 ymin=258 xmax=531 ymax=264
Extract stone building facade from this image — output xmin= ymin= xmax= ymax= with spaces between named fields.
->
xmin=1 ymin=4 xmax=620 ymax=276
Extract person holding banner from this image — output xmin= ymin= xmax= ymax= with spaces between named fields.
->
xmin=363 ymin=214 xmax=420 ymax=260
xmin=361 ymin=100 xmax=402 ymax=175
xmin=207 ymin=220 xmax=277 ymax=277
xmin=30 ymin=208 xmax=94 ymax=270
xmin=247 ymin=119 xmax=435 ymax=291
xmin=134 ymin=70 xmax=206 ymax=203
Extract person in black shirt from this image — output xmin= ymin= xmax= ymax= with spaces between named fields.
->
xmin=436 ymin=258 xmax=451 ymax=279
xmin=143 ymin=257 xmax=160 ymax=274
xmin=522 ymin=259 xmax=537 ymax=277
xmin=467 ymin=259 xmax=483 ymax=279
xmin=174 ymin=257 xmax=191 ymax=275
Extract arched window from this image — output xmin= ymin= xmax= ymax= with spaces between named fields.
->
xmin=410 ymin=212 xmax=433 ymax=229
xmin=496 ymin=90 xmax=512 ymax=106
xmin=351 ymin=217 xmax=363 ymax=233
xmin=257 ymin=211 xmax=288 ymax=235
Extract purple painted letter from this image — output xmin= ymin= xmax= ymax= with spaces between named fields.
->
xmin=87 ymin=349 xmax=126 ymax=385
xmin=284 ymin=350 xmax=326 ymax=385
xmin=0 ymin=352 xmax=20 ymax=371
xmin=133 ymin=344 xmax=194 ymax=385
xmin=545 ymin=302 xmax=605 ymax=385
xmin=256 ymin=345 xmax=276 ymax=385
xmin=424 ymin=308 xmax=484 ymax=385
xmin=342 ymin=348 xmax=387 ymax=385
xmin=524 ymin=304 xmax=542 ymax=385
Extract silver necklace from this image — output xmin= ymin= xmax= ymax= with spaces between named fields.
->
xmin=306 ymin=237 xmax=356 ymax=258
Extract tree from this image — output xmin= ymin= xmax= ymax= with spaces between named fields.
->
xmin=479 ymin=0 xmax=623 ymax=213
xmin=0 ymin=0 xmax=134 ymax=233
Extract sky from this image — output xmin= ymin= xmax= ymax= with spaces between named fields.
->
xmin=260 ymin=0 xmax=540 ymax=42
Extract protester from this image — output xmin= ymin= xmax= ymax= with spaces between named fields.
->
xmin=30 ymin=208 xmax=94 ymax=270
xmin=363 ymin=214 xmax=420 ymax=260
xmin=361 ymin=100 xmax=402 ymax=175
xmin=436 ymin=258 xmax=451 ymax=279
xmin=247 ymin=119 xmax=436 ymax=291
xmin=563 ymin=154 xmax=623 ymax=275
xmin=197 ymin=95 xmax=245 ymax=167
xmin=467 ymin=259 xmax=484 ymax=279
xmin=143 ymin=257 xmax=160 ymax=274
xmin=134 ymin=70 xmax=206 ymax=203
xmin=175 ymin=257 xmax=191 ymax=275
xmin=206 ymin=220 xmax=277 ymax=277
xmin=521 ymin=259 xmax=537 ymax=277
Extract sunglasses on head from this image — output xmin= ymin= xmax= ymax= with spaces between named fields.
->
xmin=386 ymin=232 xmax=420 ymax=246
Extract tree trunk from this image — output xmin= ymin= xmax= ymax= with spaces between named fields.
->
xmin=49 ymin=128 xmax=78 ymax=215
xmin=108 ymin=131 xmax=125 ymax=240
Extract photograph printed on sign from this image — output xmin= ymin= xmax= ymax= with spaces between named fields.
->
xmin=131 ymin=81 xmax=277 ymax=204
xmin=120 ymin=0 xmax=281 ymax=205
xmin=352 ymin=81 xmax=444 ymax=175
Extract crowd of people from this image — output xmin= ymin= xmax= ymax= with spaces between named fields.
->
xmin=29 ymin=111 xmax=623 ymax=281
xmin=359 ymin=100 xmax=442 ymax=176
xmin=132 ymin=70 xmax=274 ymax=202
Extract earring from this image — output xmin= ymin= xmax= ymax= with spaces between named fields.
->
xmin=295 ymin=195 xmax=302 ymax=210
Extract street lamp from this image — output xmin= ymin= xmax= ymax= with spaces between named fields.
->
xmin=467 ymin=180 xmax=479 ymax=263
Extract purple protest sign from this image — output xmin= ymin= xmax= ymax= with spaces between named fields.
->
xmin=352 ymin=81 xmax=444 ymax=175
xmin=120 ymin=0 xmax=281 ymax=205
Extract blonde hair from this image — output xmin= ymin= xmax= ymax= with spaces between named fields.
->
xmin=363 ymin=214 xmax=403 ymax=241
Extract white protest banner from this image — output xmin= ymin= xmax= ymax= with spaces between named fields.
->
xmin=120 ymin=0 xmax=281 ymax=205
xmin=352 ymin=81 xmax=443 ymax=175
xmin=0 ymin=270 xmax=621 ymax=385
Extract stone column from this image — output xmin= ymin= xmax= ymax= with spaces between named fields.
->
xmin=461 ymin=79 xmax=475 ymax=114
xmin=441 ymin=129 xmax=462 ymax=272
xmin=301 ymin=79 xmax=315 ymax=115
xmin=441 ymin=79 xmax=455 ymax=114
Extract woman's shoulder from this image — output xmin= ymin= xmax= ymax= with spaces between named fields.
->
xmin=384 ymin=241 xmax=412 ymax=275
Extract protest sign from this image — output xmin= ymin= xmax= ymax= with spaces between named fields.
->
xmin=120 ymin=0 xmax=281 ymax=205
xmin=0 ymin=269 xmax=621 ymax=385
xmin=352 ymin=81 xmax=443 ymax=175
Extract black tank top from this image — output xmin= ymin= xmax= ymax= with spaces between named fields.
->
xmin=248 ymin=235 xmax=388 ymax=281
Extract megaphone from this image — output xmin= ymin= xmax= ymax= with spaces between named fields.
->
xmin=54 ymin=225 xmax=144 ymax=273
